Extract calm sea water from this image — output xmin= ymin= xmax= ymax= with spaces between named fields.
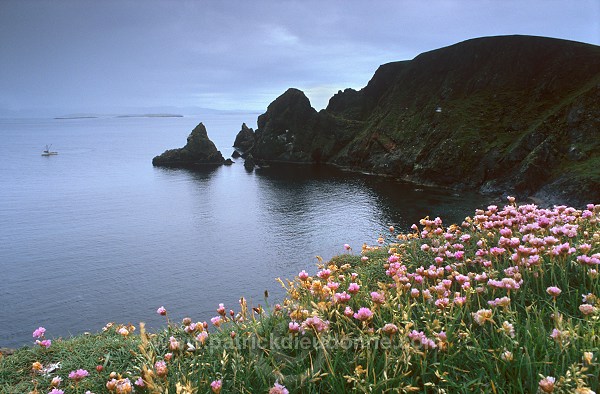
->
xmin=0 ymin=114 xmax=492 ymax=348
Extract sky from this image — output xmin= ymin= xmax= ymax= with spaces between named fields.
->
xmin=0 ymin=0 xmax=599 ymax=116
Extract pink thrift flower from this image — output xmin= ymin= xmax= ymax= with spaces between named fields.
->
xmin=353 ymin=307 xmax=373 ymax=321
xmin=217 ymin=303 xmax=226 ymax=316
xmin=382 ymin=323 xmax=398 ymax=336
xmin=546 ymin=286 xmax=562 ymax=297
xmin=211 ymin=316 xmax=223 ymax=327
xmin=579 ymin=304 xmax=596 ymax=315
xmin=389 ymin=254 xmax=400 ymax=263
xmin=68 ymin=369 xmax=89 ymax=382
xmin=32 ymin=326 xmax=46 ymax=338
xmin=370 ymin=291 xmax=385 ymax=304
xmin=155 ymin=361 xmax=168 ymax=377
xmin=407 ymin=330 xmax=437 ymax=350
xmin=36 ymin=339 xmax=51 ymax=348
xmin=472 ymin=309 xmax=493 ymax=326
xmin=422 ymin=289 xmax=432 ymax=300
xmin=348 ymin=282 xmax=360 ymax=294
xmin=184 ymin=322 xmax=197 ymax=333
xmin=333 ymin=291 xmax=351 ymax=303
xmin=48 ymin=390 xmax=64 ymax=394
xmin=135 ymin=377 xmax=145 ymax=387
xmin=344 ymin=306 xmax=354 ymax=317
xmin=288 ymin=321 xmax=300 ymax=333
xmin=269 ymin=382 xmax=289 ymax=394
xmin=453 ymin=294 xmax=466 ymax=306
xmin=538 ymin=376 xmax=555 ymax=393
xmin=156 ymin=306 xmax=167 ymax=316
xmin=317 ymin=269 xmax=331 ymax=279
xmin=211 ymin=379 xmax=222 ymax=394
xmin=169 ymin=336 xmax=180 ymax=351
xmin=301 ymin=316 xmax=329 ymax=333
xmin=196 ymin=331 xmax=209 ymax=344
xmin=344 ymin=243 xmax=351 ymax=251
xmin=115 ymin=378 xmax=132 ymax=393
xmin=298 ymin=270 xmax=309 ymax=280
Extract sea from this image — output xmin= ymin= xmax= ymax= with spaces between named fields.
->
xmin=0 ymin=113 xmax=493 ymax=348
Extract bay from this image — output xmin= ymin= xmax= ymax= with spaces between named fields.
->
xmin=0 ymin=114 xmax=491 ymax=348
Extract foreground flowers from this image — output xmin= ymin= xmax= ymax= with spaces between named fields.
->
xmin=68 ymin=369 xmax=89 ymax=382
xmin=11 ymin=199 xmax=599 ymax=393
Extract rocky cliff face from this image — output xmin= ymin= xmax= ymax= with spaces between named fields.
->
xmin=248 ymin=35 xmax=600 ymax=206
xmin=153 ymin=122 xmax=225 ymax=167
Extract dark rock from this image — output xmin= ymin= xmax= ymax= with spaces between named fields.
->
xmin=231 ymin=150 xmax=241 ymax=159
xmin=252 ymin=88 xmax=319 ymax=162
xmin=233 ymin=123 xmax=256 ymax=154
xmin=224 ymin=159 xmax=234 ymax=165
xmin=244 ymin=154 xmax=255 ymax=171
xmin=533 ymin=174 xmax=600 ymax=207
xmin=152 ymin=123 xmax=225 ymax=167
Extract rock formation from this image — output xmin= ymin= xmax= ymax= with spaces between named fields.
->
xmin=232 ymin=123 xmax=256 ymax=155
xmin=152 ymin=122 xmax=225 ymax=167
xmin=244 ymin=35 xmax=600 ymax=206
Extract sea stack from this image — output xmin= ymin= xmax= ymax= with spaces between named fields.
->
xmin=232 ymin=123 xmax=256 ymax=155
xmin=152 ymin=122 xmax=225 ymax=167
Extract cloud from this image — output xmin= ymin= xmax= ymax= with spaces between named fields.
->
xmin=0 ymin=0 xmax=598 ymax=114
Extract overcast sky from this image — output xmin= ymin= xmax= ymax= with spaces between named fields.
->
xmin=0 ymin=0 xmax=598 ymax=115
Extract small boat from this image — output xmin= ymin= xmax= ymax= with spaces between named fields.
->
xmin=41 ymin=144 xmax=58 ymax=156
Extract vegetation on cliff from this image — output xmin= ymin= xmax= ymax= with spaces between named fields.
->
xmin=2 ymin=199 xmax=599 ymax=393
xmin=241 ymin=35 xmax=600 ymax=206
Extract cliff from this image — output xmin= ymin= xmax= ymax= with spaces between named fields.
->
xmin=244 ymin=35 xmax=600 ymax=206
xmin=152 ymin=122 xmax=225 ymax=167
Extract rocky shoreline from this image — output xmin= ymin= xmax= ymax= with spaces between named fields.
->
xmin=153 ymin=35 xmax=600 ymax=207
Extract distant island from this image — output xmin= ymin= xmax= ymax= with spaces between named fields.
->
xmin=54 ymin=113 xmax=183 ymax=120
xmin=115 ymin=114 xmax=183 ymax=118
xmin=54 ymin=115 xmax=98 ymax=119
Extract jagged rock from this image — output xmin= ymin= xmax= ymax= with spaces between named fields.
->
xmin=233 ymin=123 xmax=256 ymax=154
xmin=231 ymin=150 xmax=241 ymax=159
xmin=152 ymin=123 xmax=225 ymax=167
xmin=224 ymin=159 xmax=234 ymax=165
xmin=244 ymin=154 xmax=255 ymax=171
xmin=242 ymin=35 xmax=600 ymax=206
